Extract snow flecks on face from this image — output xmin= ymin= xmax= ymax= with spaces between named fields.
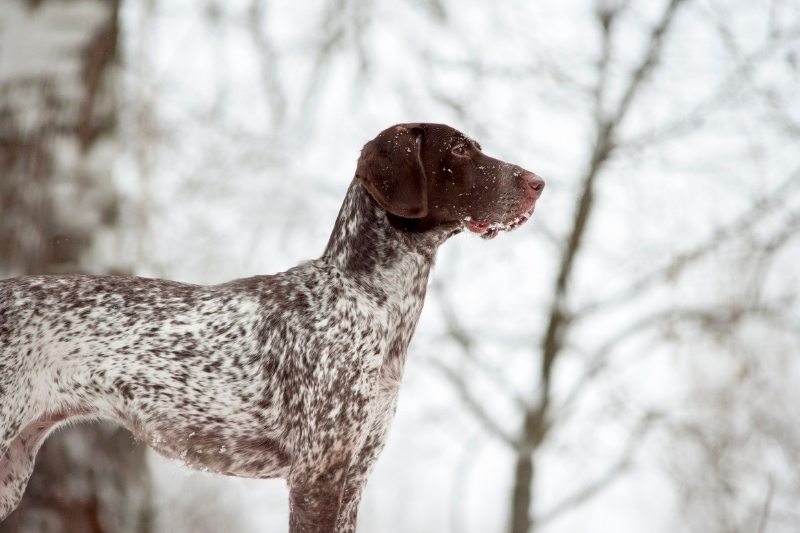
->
xmin=463 ymin=203 xmax=536 ymax=239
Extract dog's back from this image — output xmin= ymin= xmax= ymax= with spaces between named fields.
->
xmin=0 ymin=267 xmax=384 ymax=482
xmin=0 ymin=277 xmax=36 ymax=386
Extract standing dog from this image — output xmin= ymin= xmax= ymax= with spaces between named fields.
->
xmin=0 ymin=123 xmax=544 ymax=532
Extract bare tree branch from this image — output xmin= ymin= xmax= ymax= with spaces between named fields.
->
xmin=429 ymin=280 xmax=531 ymax=413
xmin=300 ymin=0 xmax=375 ymax=119
xmin=621 ymin=28 xmax=800 ymax=152
xmin=701 ymin=2 xmax=800 ymax=138
xmin=575 ymin=166 xmax=800 ymax=319
xmin=535 ymin=411 xmax=659 ymax=526
xmin=592 ymin=0 xmax=622 ymax=125
xmin=755 ymin=475 xmax=775 ymax=533
xmin=759 ymin=209 xmax=800 ymax=258
xmin=247 ymin=0 xmax=288 ymax=128
xmin=558 ymin=303 xmax=800 ymax=417
xmin=610 ymin=0 xmax=689 ymax=127
xmin=418 ymin=55 xmax=592 ymax=98
xmin=428 ymin=358 xmax=516 ymax=447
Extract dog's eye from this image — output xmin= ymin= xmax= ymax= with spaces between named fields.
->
xmin=451 ymin=144 xmax=468 ymax=156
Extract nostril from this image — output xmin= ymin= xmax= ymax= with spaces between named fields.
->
xmin=526 ymin=173 xmax=545 ymax=193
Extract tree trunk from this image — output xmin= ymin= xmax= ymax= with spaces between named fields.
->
xmin=0 ymin=1 xmax=152 ymax=531
xmin=509 ymin=450 xmax=534 ymax=533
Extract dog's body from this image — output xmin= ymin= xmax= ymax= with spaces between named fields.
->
xmin=0 ymin=123 xmax=543 ymax=532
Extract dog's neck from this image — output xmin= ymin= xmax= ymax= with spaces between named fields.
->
xmin=322 ymin=178 xmax=457 ymax=292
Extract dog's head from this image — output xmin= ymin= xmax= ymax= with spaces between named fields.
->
xmin=356 ymin=123 xmax=544 ymax=239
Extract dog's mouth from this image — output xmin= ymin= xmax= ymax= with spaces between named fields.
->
xmin=464 ymin=205 xmax=535 ymax=240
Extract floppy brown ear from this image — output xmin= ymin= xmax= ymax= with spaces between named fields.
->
xmin=356 ymin=124 xmax=428 ymax=218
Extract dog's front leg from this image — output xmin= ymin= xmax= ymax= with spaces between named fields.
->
xmin=333 ymin=456 xmax=371 ymax=533
xmin=334 ymin=398 xmax=397 ymax=533
xmin=288 ymin=451 xmax=352 ymax=533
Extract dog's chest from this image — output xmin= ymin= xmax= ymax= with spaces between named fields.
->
xmin=376 ymin=289 xmax=426 ymax=394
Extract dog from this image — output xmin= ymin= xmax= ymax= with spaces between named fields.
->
xmin=0 ymin=123 xmax=544 ymax=532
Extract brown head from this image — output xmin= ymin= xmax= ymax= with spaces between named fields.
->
xmin=356 ymin=123 xmax=544 ymax=239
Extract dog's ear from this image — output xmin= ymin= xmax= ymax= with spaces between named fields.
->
xmin=356 ymin=124 xmax=428 ymax=219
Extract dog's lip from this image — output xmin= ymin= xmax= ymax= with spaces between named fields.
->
xmin=464 ymin=204 xmax=536 ymax=239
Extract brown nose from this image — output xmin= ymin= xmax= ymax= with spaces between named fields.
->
xmin=525 ymin=172 xmax=545 ymax=196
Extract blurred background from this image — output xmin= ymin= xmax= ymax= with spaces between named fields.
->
xmin=1 ymin=0 xmax=799 ymax=531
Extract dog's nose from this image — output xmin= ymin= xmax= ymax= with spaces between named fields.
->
xmin=525 ymin=172 xmax=545 ymax=196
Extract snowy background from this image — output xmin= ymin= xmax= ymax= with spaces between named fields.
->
xmin=2 ymin=0 xmax=800 ymax=531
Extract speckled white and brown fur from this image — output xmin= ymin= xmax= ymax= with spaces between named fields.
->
xmin=0 ymin=123 xmax=544 ymax=532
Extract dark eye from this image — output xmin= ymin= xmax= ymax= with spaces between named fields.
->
xmin=451 ymin=144 xmax=468 ymax=156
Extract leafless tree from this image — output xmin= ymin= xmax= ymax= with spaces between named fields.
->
xmin=421 ymin=0 xmax=800 ymax=531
